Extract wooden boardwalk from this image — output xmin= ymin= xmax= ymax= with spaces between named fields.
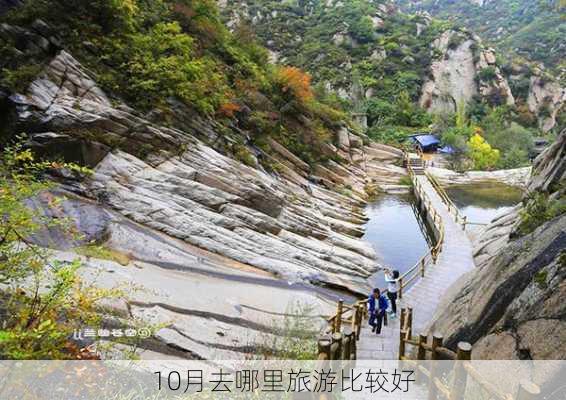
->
xmin=357 ymin=172 xmax=476 ymax=359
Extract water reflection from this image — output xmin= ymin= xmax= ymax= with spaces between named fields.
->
xmin=446 ymin=184 xmax=523 ymax=225
xmin=363 ymin=193 xmax=434 ymax=289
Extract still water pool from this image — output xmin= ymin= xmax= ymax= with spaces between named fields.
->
xmin=362 ymin=183 xmax=523 ymax=290
xmin=363 ymin=193 xmax=433 ymax=289
xmin=446 ymin=183 xmax=523 ymax=225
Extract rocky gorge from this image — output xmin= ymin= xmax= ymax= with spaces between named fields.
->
xmin=0 ymin=18 xmax=410 ymax=359
xmin=1 ymin=0 xmax=564 ymax=363
xmin=220 ymin=0 xmax=565 ymax=133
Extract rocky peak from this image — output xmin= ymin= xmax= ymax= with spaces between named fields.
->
xmin=527 ymin=75 xmax=565 ymax=132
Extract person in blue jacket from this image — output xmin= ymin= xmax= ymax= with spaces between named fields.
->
xmin=368 ymin=288 xmax=388 ymax=334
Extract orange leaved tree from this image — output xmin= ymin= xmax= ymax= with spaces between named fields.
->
xmin=275 ymin=66 xmax=314 ymax=104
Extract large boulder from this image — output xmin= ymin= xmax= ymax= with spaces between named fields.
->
xmin=527 ymin=130 xmax=566 ymax=194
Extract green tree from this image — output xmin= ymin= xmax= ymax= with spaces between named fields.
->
xmin=0 ymin=141 xmax=121 ymax=359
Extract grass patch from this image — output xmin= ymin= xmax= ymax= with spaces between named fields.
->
xmin=399 ymin=175 xmax=413 ymax=187
xmin=259 ymin=302 xmax=319 ymax=360
xmin=533 ymin=271 xmax=548 ymax=290
xmin=76 ymin=245 xmax=131 ymax=266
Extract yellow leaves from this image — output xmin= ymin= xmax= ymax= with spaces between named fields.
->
xmin=467 ymin=133 xmax=500 ymax=170
xmin=13 ymin=149 xmax=34 ymax=162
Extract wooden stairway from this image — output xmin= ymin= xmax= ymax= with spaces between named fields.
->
xmin=408 ymin=156 xmax=425 ymax=175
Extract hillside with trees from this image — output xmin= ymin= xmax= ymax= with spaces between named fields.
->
xmin=395 ymin=0 xmax=566 ymax=78
xmin=221 ymin=0 xmax=564 ymax=170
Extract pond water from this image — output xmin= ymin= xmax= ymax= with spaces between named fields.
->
xmin=362 ymin=184 xmax=523 ymax=291
xmin=363 ymin=193 xmax=434 ymax=290
xmin=446 ymin=183 xmax=523 ymax=226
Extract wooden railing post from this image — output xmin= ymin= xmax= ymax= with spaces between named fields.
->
xmin=449 ymin=342 xmax=472 ymax=400
xmin=342 ymin=330 xmax=352 ymax=360
xmin=420 ymin=258 xmax=425 ymax=277
xmin=318 ymin=337 xmax=331 ymax=360
xmin=349 ymin=331 xmax=357 ymax=360
xmin=331 ymin=332 xmax=343 ymax=360
xmin=398 ymin=278 xmax=404 ymax=299
xmin=351 ymin=304 xmax=358 ymax=335
xmin=417 ymin=333 xmax=427 ymax=360
xmin=428 ymin=333 xmax=443 ymax=400
xmin=515 ymin=381 xmax=540 ymax=400
xmin=355 ymin=304 xmax=363 ymax=340
xmin=407 ymin=307 xmax=413 ymax=339
xmin=398 ymin=309 xmax=406 ymax=360
xmin=334 ymin=299 xmax=344 ymax=333
xmin=417 ymin=333 xmax=428 ymax=381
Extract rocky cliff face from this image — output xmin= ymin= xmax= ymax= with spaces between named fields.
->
xmin=420 ymin=30 xmax=514 ymax=114
xmin=396 ymin=0 xmax=565 ymax=75
xmin=429 ymin=131 xmax=566 ymax=359
xmin=5 ymin=49 xmax=386 ymax=291
xmin=0 ymin=20 xmax=409 ymax=359
xmin=527 ymin=74 xmax=566 ymax=133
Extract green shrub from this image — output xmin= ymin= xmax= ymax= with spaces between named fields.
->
xmin=447 ymin=33 xmax=465 ymax=50
xmin=1 ymin=64 xmax=43 ymax=93
xmin=399 ymin=175 xmax=413 ymax=186
xmin=232 ymin=144 xmax=257 ymax=167
xmin=0 ymin=141 xmax=124 ymax=359
xmin=517 ymin=193 xmax=566 ymax=236
xmin=477 ymin=66 xmax=498 ymax=82
xmin=104 ymin=22 xmax=231 ymax=114
xmin=534 ymin=271 xmax=548 ymax=289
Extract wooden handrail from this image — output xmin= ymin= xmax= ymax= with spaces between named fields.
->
xmin=318 ymin=152 xmax=450 ymax=360
xmin=396 ymin=153 xmax=447 ymax=298
xmin=398 ymin=307 xmax=539 ymax=400
xmin=426 ymin=171 xmax=467 ymax=230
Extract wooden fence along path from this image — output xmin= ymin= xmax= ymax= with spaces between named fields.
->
xmin=318 ymin=152 xmax=476 ymax=359
xmin=397 ymin=307 xmax=541 ymax=400
xmin=315 ymin=153 xmax=541 ymax=399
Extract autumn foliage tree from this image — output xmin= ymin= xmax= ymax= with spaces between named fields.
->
xmin=275 ymin=66 xmax=314 ymax=104
xmin=467 ymin=133 xmax=500 ymax=170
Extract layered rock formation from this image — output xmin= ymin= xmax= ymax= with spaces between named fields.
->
xmin=0 ymin=21 xmax=409 ymax=358
xmin=7 ymin=47 xmax=386 ymax=288
xmin=429 ymin=131 xmax=566 ymax=359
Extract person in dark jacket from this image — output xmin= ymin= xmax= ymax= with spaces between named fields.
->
xmin=368 ymin=288 xmax=388 ymax=334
